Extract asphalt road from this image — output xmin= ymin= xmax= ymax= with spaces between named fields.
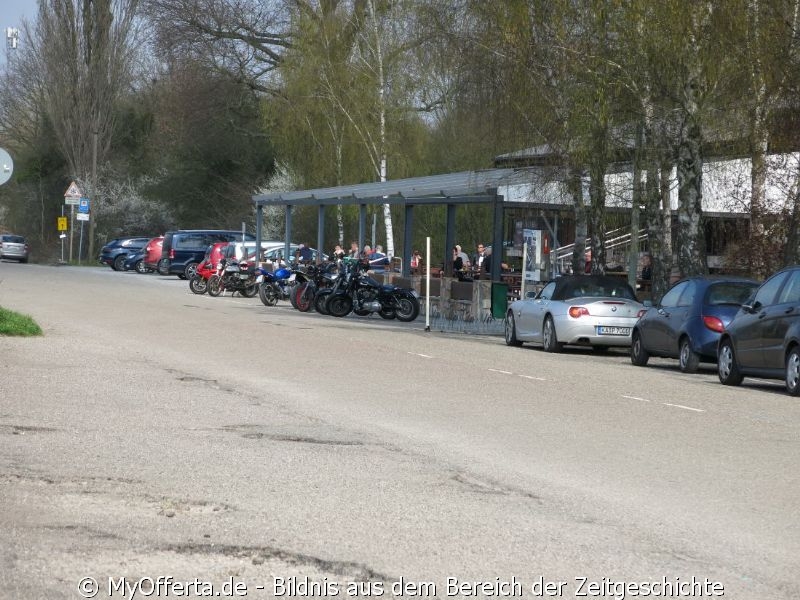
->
xmin=0 ymin=261 xmax=797 ymax=599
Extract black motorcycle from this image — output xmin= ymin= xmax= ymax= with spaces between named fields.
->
xmin=207 ymin=258 xmax=259 ymax=298
xmin=326 ymin=259 xmax=420 ymax=322
xmin=293 ymin=261 xmax=339 ymax=312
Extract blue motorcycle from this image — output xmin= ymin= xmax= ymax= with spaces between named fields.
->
xmin=256 ymin=266 xmax=295 ymax=306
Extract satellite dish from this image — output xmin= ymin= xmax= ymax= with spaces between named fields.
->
xmin=0 ymin=148 xmax=13 ymax=186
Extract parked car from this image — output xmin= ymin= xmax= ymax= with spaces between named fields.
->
xmin=142 ymin=236 xmax=164 ymax=272
xmin=123 ymin=249 xmax=151 ymax=273
xmin=718 ymin=265 xmax=800 ymax=395
xmin=98 ymin=237 xmax=151 ymax=271
xmin=261 ymin=244 xmax=327 ymax=265
xmin=631 ymin=276 xmax=759 ymax=372
xmin=504 ymin=274 xmax=644 ymax=352
xmin=158 ymin=230 xmax=256 ymax=279
xmin=0 ymin=234 xmax=30 ymax=263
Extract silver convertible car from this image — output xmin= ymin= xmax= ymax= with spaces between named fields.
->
xmin=504 ymin=275 xmax=645 ymax=352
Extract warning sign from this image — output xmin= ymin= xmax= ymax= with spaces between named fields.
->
xmin=57 ymin=216 xmax=68 ymax=231
xmin=64 ymin=181 xmax=82 ymax=199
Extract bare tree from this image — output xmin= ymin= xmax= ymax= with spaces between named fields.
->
xmin=30 ymin=0 xmax=142 ymax=259
xmin=143 ymin=0 xmax=292 ymax=93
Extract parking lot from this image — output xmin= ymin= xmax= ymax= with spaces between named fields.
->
xmin=0 ymin=262 xmax=798 ymax=599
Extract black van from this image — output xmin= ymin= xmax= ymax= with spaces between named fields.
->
xmin=158 ymin=229 xmax=256 ymax=279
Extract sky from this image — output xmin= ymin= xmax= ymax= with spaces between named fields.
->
xmin=1 ymin=0 xmax=35 ymax=65
xmin=2 ymin=0 xmax=36 ymax=45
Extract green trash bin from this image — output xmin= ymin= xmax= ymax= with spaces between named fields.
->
xmin=491 ymin=282 xmax=509 ymax=319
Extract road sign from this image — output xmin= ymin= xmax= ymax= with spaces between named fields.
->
xmin=64 ymin=181 xmax=82 ymax=198
xmin=57 ymin=216 xmax=68 ymax=231
xmin=76 ymin=212 xmax=90 ymax=221
xmin=0 ymin=147 xmax=13 ymax=186
xmin=78 ymin=197 xmax=90 ymax=213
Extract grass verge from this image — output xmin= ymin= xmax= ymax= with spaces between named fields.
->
xmin=0 ymin=306 xmax=43 ymax=336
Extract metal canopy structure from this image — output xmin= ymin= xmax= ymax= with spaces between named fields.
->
xmin=252 ymin=168 xmax=544 ymax=278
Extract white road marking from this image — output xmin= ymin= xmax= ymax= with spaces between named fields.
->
xmin=622 ymin=395 xmax=650 ymax=402
xmin=407 ymin=352 xmax=433 ymax=358
xmin=519 ymin=374 xmax=547 ymax=381
xmin=488 ymin=368 xmax=513 ymax=375
xmin=663 ymin=403 xmax=705 ymax=413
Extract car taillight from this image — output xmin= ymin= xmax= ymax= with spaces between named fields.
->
xmin=568 ymin=306 xmax=590 ymax=318
xmin=703 ymin=315 xmax=725 ymax=332
xmin=169 ymin=249 xmax=175 ymax=259
xmin=636 ymin=309 xmax=647 ymax=318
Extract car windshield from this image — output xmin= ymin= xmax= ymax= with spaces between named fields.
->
xmin=705 ymin=282 xmax=758 ymax=306
xmin=559 ymin=278 xmax=636 ymax=301
xmin=2 ymin=235 xmax=24 ymax=243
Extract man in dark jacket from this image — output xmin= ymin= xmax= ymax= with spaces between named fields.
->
xmin=473 ymin=243 xmax=490 ymax=275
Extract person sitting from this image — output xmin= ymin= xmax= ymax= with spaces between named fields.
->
xmin=456 ymin=244 xmax=471 ymax=269
xmin=369 ymin=244 xmax=389 ymax=271
xmin=452 ymin=246 xmax=463 ymax=272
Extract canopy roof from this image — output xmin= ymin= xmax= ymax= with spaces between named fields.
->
xmin=252 ymin=168 xmax=542 ymax=206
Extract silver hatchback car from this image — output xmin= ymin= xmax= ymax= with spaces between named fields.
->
xmin=0 ymin=234 xmax=30 ymax=263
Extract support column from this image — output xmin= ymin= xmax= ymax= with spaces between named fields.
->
xmin=317 ymin=204 xmax=325 ymax=264
xmin=403 ymin=203 xmax=414 ymax=276
xmin=491 ymin=190 xmax=504 ymax=280
xmin=444 ymin=204 xmax=456 ymax=277
xmin=359 ymin=204 xmax=367 ymax=252
xmin=284 ymin=205 xmax=293 ymax=263
xmin=255 ymin=204 xmax=263 ymax=254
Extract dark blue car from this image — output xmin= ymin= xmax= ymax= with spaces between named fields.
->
xmin=631 ymin=276 xmax=759 ymax=372
xmin=122 ymin=249 xmax=152 ymax=273
xmin=718 ymin=265 xmax=800 ymax=394
xmin=98 ymin=237 xmax=152 ymax=271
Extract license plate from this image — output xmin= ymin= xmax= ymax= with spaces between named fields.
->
xmin=597 ymin=326 xmax=630 ymax=336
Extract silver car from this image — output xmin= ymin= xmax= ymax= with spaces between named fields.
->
xmin=0 ymin=234 xmax=30 ymax=263
xmin=505 ymin=275 xmax=644 ymax=352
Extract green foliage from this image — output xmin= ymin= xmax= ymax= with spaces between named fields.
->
xmin=0 ymin=307 xmax=43 ymax=337
xmin=144 ymin=66 xmax=275 ymax=228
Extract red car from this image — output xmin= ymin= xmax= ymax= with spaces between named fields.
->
xmin=142 ymin=236 xmax=164 ymax=272
xmin=189 ymin=242 xmax=229 ymax=294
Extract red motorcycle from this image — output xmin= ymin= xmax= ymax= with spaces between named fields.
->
xmin=189 ymin=242 xmax=229 ymax=294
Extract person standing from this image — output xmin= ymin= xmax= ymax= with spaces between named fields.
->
xmin=473 ymin=243 xmax=490 ymax=275
xmin=641 ymin=253 xmax=653 ymax=281
xmin=410 ymin=250 xmax=423 ymax=274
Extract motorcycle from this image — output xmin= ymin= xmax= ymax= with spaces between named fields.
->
xmin=207 ymin=258 xmax=259 ymax=297
xmin=314 ymin=258 xmax=358 ymax=315
xmin=256 ymin=265 xmax=295 ymax=306
xmin=189 ymin=242 xmax=230 ymax=295
xmin=293 ymin=261 xmax=339 ymax=312
xmin=189 ymin=258 xmax=215 ymax=294
xmin=326 ymin=259 xmax=420 ymax=322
